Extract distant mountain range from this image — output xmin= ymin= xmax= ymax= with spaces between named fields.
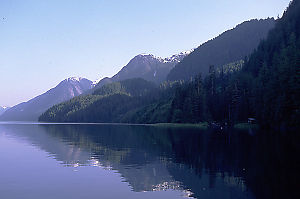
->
xmin=0 ymin=77 xmax=94 ymax=121
xmin=167 ymin=18 xmax=276 ymax=81
xmin=0 ymin=51 xmax=190 ymax=122
xmin=0 ymin=106 xmax=9 ymax=116
xmin=2 ymin=18 xmax=278 ymax=122
xmin=94 ymin=51 xmax=191 ymax=90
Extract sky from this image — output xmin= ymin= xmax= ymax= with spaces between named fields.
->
xmin=0 ymin=0 xmax=291 ymax=107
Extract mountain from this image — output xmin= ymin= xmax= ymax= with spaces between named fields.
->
xmin=167 ymin=18 xmax=276 ymax=81
xmin=94 ymin=51 xmax=191 ymax=90
xmin=0 ymin=106 xmax=9 ymax=116
xmin=241 ymin=0 xmax=300 ymax=128
xmin=0 ymin=77 xmax=94 ymax=121
xmin=125 ymin=0 xmax=300 ymax=129
xmin=38 ymin=8 xmax=298 ymax=128
xmin=39 ymin=78 xmax=158 ymax=123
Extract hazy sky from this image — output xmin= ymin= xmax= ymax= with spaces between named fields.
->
xmin=0 ymin=0 xmax=291 ymax=107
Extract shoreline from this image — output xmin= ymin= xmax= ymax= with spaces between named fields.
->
xmin=0 ymin=121 xmax=258 ymax=130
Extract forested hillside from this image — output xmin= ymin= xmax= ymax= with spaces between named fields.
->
xmin=243 ymin=0 xmax=300 ymax=128
xmin=167 ymin=18 xmax=275 ymax=81
xmin=125 ymin=0 xmax=300 ymax=129
xmin=39 ymin=78 xmax=159 ymax=122
xmin=39 ymin=1 xmax=299 ymax=130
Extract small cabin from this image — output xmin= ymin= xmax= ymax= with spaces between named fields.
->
xmin=248 ymin=118 xmax=256 ymax=124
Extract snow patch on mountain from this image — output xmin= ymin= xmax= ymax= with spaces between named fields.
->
xmin=92 ymin=79 xmax=101 ymax=87
xmin=137 ymin=49 xmax=194 ymax=64
xmin=0 ymin=77 xmax=94 ymax=121
xmin=66 ymin=77 xmax=83 ymax=82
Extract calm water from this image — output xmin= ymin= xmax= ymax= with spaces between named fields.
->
xmin=0 ymin=123 xmax=298 ymax=199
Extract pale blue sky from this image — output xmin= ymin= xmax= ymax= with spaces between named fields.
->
xmin=0 ymin=0 xmax=291 ymax=106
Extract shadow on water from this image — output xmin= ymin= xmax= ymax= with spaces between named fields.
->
xmin=1 ymin=124 xmax=299 ymax=199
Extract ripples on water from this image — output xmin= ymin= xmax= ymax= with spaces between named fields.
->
xmin=0 ymin=123 xmax=298 ymax=199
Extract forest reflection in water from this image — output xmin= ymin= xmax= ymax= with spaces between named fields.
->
xmin=0 ymin=123 xmax=298 ymax=199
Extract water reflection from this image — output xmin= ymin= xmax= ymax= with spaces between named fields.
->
xmin=0 ymin=124 xmax=298 ymax=199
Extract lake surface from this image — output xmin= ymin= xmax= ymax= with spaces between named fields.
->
xmin=0 ymin=123 xmax=298 ymax=199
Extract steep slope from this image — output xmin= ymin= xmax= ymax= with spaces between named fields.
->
xmin=167 ymin=18 xmax=275 ymax=81
xmin=124 ymin=0 xmax=300 ymax=128
xmin=39 ymin=78 xmax=158 ymax=123
xmin=242 ymin=0 xmax=300 ymax=128
xmin=93 ymin=51 xmax=191 ymax=91
xmin=112 ymin=52 xmax=190 ymax=83
xmin=0 ymin=77 xmax=94 ymax=121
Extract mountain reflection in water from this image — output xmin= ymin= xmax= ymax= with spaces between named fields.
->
xmin=0 ymin=124 xmax=298 ymax=199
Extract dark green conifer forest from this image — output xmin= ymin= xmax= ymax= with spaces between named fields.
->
xmin=39 ymin=0 xmax=300 ymax=130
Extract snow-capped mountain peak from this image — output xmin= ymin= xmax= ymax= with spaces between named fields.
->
xmin=0 ymin=77 xmax=94 ymax=121
xmin=136 ymin=53 xmax=164 ymax=61
xmin=93 ymin=49 xmax=193 ymax=90
xmin=0 ymin=106 xmax=10 ymax=116
xmin=66 ymin=77 xmax=83 ymax=82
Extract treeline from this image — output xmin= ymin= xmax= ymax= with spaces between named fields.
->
xmin=39 ymin=78 xmax=160 ymax=123
xmin=242 ymin=0 xmax=300 ymax=129
xmin=39 ymin=61 xmax=249 ymax=125
xmin=126 ymin=0 xmax=300 ymax=129
xmin=40 ymin=0 xmax=299 ymax=129
xmin=121 ymin=62 xmax=248 ymax=124
xmin=167 ymin=18 xmax=275 ymax=80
